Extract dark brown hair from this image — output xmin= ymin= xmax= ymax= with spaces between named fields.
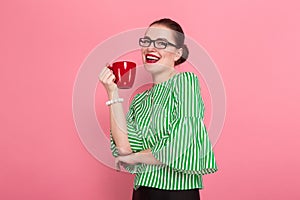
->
xmin=150 ymin=18 xmax=189 ymax=66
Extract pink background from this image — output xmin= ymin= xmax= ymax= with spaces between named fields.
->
xmin=1 ymin=0 xmax=300 ymax=199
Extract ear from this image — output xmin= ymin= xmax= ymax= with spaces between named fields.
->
xmin=174 ymin=48 xmax=183 ymax=62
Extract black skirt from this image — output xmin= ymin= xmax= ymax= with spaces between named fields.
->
xmin=132 ymin=186 xmax=200 ymax=200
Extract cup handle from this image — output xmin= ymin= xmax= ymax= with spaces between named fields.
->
xmin=107 ymin=65 xmax=112 ymax=70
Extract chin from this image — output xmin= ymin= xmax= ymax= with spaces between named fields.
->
xmin=143 ymin=63 xmax=161 ymax=74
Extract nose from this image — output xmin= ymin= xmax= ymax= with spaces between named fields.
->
xmin=149 ymin=40 xmax=156 ymax=48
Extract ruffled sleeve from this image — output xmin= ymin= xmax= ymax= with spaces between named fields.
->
xmin=151 ymin=72 xmax=218 ymax=175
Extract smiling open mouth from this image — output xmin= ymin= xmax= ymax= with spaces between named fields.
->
xmin=145 ymin=54 xmax=160 ymax=63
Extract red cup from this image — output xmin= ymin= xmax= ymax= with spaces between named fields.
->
xmin=108 ymin=61 xmax=136 ymax=89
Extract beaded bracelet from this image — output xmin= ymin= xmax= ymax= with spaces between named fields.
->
xmin=105 ymin=98 xmax=124 ymax=106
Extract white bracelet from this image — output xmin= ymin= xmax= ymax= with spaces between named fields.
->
xmin=106 ymin=98 xmax=124 ymax=106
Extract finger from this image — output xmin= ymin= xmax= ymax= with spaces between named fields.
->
xmin=107 ymin=73 xmax=116 ymax=83
xmin=120 ymin=162 xmax=129 ymax=169
xmin=99 ymin=66 xmax=109 ymax=78
xmin=105 ymin=63 xmax=111 ymax=68
xmin=99 ymin=68 xmax=113 ymax=83
xmin=98 ymin=66 xmax=112 ymax=81
xmin=102 ymin=71 xmax=115 ymax=84
xmin=115 ymin=158 xmax=121 ymax=171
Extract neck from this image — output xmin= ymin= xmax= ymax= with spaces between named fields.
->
xmin=152 ymin=69 xmax=177 ymax=85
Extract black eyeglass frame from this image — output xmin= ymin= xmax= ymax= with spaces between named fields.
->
xmin=139 ymin=37 xmax=179 ymax=49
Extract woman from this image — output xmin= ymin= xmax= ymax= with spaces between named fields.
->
xmin=99 ymin=18 xmax=218 ymax=200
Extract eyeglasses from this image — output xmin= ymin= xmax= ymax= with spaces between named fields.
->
xmin=139 ymin=37 xmax=178 ymax=49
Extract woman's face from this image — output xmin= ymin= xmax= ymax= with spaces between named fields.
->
xmin=141 ymin=24 xmax=182 ymax=74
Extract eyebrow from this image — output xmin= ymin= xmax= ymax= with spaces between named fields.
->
xmin=143 ymin=36 xmax=169 ymax=41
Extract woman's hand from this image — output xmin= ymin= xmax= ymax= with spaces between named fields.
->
xmin=98 ymin=65 xmax=118 ymax=96
xmin=115 ymin=150 xmax=164 ymax=171
xmin=115 ymin=153 xmax=139 ymax=171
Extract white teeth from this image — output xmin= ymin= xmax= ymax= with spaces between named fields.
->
xmin=146 ymin=55 xmax=159 ymax=60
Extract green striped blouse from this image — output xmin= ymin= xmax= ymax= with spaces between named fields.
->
xmin=110 ymin=72 xmax=218 ymax=190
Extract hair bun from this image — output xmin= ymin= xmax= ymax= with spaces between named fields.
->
xmin=175 ymin=44 xmax=189 ymax=66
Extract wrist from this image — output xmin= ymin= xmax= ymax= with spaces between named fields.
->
xmin=117 ymin=147 xmax=132 ymax=156
xmin=108 ymin=89 xmax=119 ymax=100
xmin=106 ymin=98 xmax=124 ymax=106
xmin=132 ymin=152 xmax=141 ymax=165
